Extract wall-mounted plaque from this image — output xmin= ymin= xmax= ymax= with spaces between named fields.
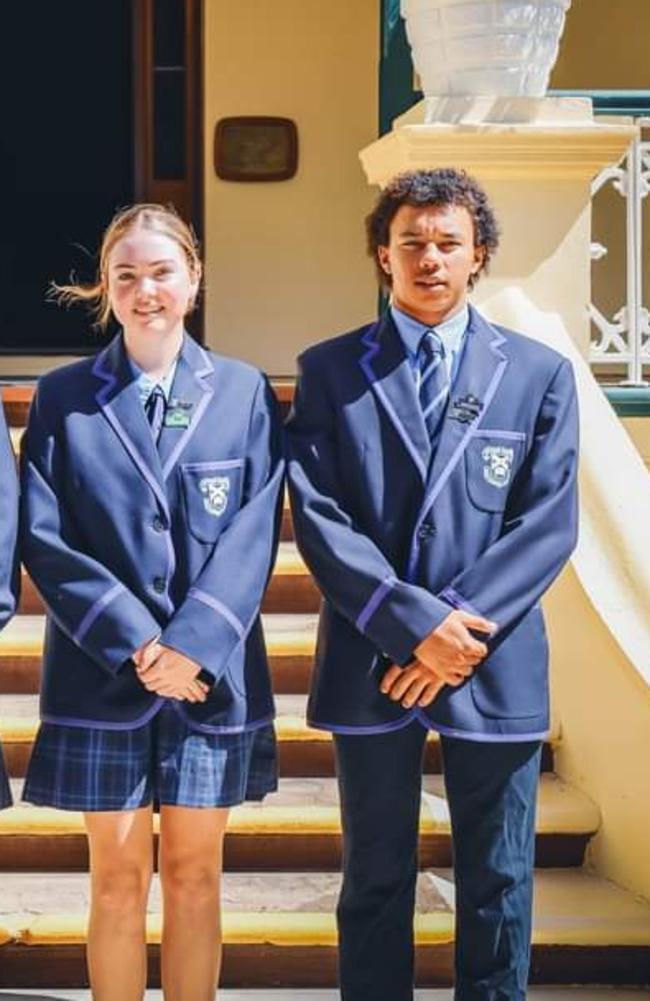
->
xmin=214 ymin=116 xmax=298 ymax=182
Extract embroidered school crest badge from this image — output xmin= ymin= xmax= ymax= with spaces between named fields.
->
xmin=199 ymin=476 xmax=230 ymax=517
xmin=482 ymin=446 xmax=514 ymax=489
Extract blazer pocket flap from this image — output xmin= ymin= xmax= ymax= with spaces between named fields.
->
xmin=465 ymin=431 xmax=526 ymax=513
xmin=180 ymin=460 xmax=244 ymax=542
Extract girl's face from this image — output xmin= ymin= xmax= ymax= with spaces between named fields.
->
xmin=107 ymin=226 xmax=198 ymax=340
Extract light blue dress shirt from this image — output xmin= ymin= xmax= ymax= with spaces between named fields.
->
xmin=390 ymin=302 xmax=470 ymax=388
xmin=129 ymin=357 xmax=179 ymax=409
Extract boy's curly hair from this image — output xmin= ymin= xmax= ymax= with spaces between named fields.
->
xmin=366 ymin=168 xmax=500 ymax=290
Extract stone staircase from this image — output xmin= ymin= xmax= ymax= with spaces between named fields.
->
xmin=1 ymin=386 xmax=649 ymax=991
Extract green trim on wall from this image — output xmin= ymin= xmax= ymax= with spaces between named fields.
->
xmin=551 ymin=90 xmax=650 ymax=118
xmin=379 ymin=0 xmax=420 ymax=135
xmin=603 ymin=386 xmax=650 ymax=417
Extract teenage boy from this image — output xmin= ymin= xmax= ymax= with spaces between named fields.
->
xmin=286 ymin=168 xmax=578 ymax=1000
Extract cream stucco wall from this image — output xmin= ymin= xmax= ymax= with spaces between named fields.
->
xmin=202 ymin=0 xmax=379 ymax=375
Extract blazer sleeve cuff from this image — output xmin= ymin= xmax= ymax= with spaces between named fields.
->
xmin=75 ymin=586 xmax=161 ymax=675
xmin=437 ymin=586 xmax=484 ymax=617
xmin=358 ymin=579 xmax=451 ymax=665
xmin=160 ymin=590 xmax=246 ymax=680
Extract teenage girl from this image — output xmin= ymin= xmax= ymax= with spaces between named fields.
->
xmin=21 ymin=204 xmax=283 ymax=1000
xmin=0 ymin=397 xmax=19 ymax=808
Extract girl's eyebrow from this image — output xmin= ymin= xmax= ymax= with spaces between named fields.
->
xmin=112 ymin=259 xmax=176 ymax=269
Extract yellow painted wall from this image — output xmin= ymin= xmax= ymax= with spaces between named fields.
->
xmin=551 ymin=0 xmax=650 ymax=90
xmin=202 ymin=0 xmax=379 ymax=375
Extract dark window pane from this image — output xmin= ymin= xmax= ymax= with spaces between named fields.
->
xmin=154 ymin=0 xmax=185 ymax=67
xmin=154 ymin=70 xmax=186 ymax=179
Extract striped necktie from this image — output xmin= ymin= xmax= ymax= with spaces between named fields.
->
xmin=417 ymin=329 xmax=449 ymax=444
xmin=145 ymin=385 xmax=166 ymax=443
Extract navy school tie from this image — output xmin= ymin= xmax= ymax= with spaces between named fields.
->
xmin=145 ymin=385 xmax=166 ymax=443
xmin=417 ymin=329 xmax=449 ymax=446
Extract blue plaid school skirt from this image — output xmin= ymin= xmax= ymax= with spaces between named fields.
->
xmin=0 ymin=744 xmax=12 ymax=809
xmin=23 ymin=703 xmax=277 ymax=811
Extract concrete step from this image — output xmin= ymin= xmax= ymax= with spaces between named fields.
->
xmin=0 ymin=870 xmax=648 ymax=987
xmin=0 ymin=693 xmax=556 ymax=780
xmin=17 ymin=542 xmax=318 ymax=617
xmin=3 ymin=993 xmax=649 ymax=1001
xmin=0 ymin=774 xmax=599 ymax=871
xmin=0 ymin=614 xmax=317 ymax=695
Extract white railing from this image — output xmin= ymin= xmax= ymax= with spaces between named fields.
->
xmin=589 ymin=121 xmax=650 ymax=385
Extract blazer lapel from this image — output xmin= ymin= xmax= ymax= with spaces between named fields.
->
xmin=358 ymin=312 xmax=431 ymax=482
xmin=158 ymin=334 xmax=215 ymax=479
xmin=424 ymin=306 xmax=509 ymax=501
xmin=92 ymin=334 xmax=170 ymax=518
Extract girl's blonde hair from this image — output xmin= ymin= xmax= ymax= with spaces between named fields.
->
xmin=53 ymin=203 xmax=202 ymax=329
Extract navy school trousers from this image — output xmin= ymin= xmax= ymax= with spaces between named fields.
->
xmin=334 ymin=721 xmax=542 ymax=1001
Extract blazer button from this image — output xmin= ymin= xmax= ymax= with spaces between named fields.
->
xmin=152 ymin=516 xmax=166 ymax=532
xmin=417 ymin=522 xmax=436 ymax=540
xmin=152 ymin=577 xmax=166 ymax=594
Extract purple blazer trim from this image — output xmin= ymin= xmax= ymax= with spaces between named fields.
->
xmin=92 ymin=355 xmax=172 ymax=523
xmin=359 ymin=325 xmax=427 ymax=483
xmin=72 ymin=582 xmax=126 ymax=646
xmin=356 ymin=575 xmax=397 ymax=633
xmin=471 ymin=428 xmax=527 ymax=441
xmin=407 ymin=330 xmax=508 ymax=582
xmin=307 ymin=713 xmax=417 ymax=736
xmin=438 ymin=586 xmax=482 ymax=618
xmin=162 ymin=348 xmax=214 ymax=477
xmin=171 ymin=701 xmax=275 ymax=734
xmin=414 ymin=708 xmax=548 ymax=743
xmin=188 ymin=587 xmax=245 ymax=640
xmin=162 ymin=531 xmax=176 ymax=617
xmin=41 ymin=696 xmax=165 ymax=730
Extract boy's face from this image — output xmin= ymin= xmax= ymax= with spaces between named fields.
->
xmin=377 ymin=202 xmax=485 ymax=326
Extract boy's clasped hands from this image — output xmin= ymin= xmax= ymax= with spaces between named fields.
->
xmin=380 ymin=608 xmax=497 ymax=709
xmin=132 ymin=638 xmax=210 ymax=703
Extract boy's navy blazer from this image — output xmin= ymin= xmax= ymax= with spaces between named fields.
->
xmin=0 ymin=400 xmax=19 ymax=806
xmin=286 ymin=305 xmax=579 ymax=740
xmin=21 ymin=332 xmax=284 ymax=731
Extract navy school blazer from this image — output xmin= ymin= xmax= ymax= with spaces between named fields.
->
xmin=0 ymin=399 xmax=20 ymax=805
xmin=286 ymin=306 xmax=579 ymax=740
xmin=20 ymin=333 xmax=284 ymax=731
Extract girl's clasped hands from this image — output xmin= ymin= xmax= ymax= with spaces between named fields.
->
xmin=133 ymin=638 xmax=210 ymax=702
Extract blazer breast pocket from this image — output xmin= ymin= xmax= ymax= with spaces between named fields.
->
xmin=465 ymin=430 xmax=527 ymax=513
xmin=180 ymin=459 xmax=244 ymax=543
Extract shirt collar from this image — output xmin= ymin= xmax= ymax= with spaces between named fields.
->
xmin=390 ymin=302 xmax=470 ymax=362
xmin=128 ymin=355 xmax=179 ymax=408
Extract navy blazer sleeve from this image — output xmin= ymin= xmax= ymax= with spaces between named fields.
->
xmin=160 ymin=376 xmax=284 ymax=680
xmin=0 ymin=402 xmax=19 ymax=628
xmin=21 ymin=385 xmax=161 ymax=675
xmin=286 ymin=352 xmax=450 ymax=666
xmin=440 ymin=358 xmax=579 ymax=632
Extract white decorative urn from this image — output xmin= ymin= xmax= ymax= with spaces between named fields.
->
xmin=401 ymin=0 xmax=572 ymax=99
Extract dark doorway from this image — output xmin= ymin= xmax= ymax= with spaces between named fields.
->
xmin=0 ymin=2 xmax=134 ymax=354
xmin=0 ymin=0 xmax=203 ymax=356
